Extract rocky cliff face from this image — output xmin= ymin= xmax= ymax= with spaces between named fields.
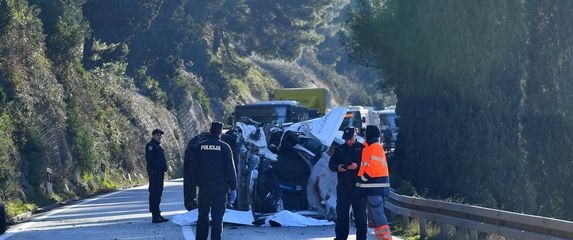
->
xmin=0 ymin=1 xmax=210 ymax=209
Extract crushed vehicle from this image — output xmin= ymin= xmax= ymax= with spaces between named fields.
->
xmin=184 ymin=104 xmax=392 ymax=222
xmin=219 ymin=107 xmax=348 ymax=221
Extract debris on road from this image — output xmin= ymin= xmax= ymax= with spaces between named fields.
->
xmin=172 ymin=209 xmax=255 ymax=226
xmin=263 ymin=210 xmax=334 ymax=227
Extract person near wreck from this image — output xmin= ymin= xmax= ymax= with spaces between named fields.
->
xmin=192 ymin=121 xmax=238 ymax=240
xmin=328 ymin=127 xmax=367 ymax=240
xmin=146 ymin=128 xmax=169 ymax=223
xmin=356 ymin=125 xmax=393 ymax=240
xmin=183 ymin=132 xmax=211 ymax=211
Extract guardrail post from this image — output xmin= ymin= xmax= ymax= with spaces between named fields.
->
xmin=454 ymin=227 xmax=466 ymax=240
xmin=419 ymin=218 xmax=427 ymax=237
xmin=440 ymin=224 xmax=449 ymax=240
xmin=100 ymin=160 xmax=106 ymax=180
xmin=469 ymin=230 xmax=478 ymax=240
xmin=402 ymin=215 xmax=410 ymax=229
xmin=46 ymin=168 xmax=53 ymax=197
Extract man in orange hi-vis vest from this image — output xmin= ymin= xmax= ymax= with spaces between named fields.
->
xmin=356 ymin=125 xmax=392 ymax=240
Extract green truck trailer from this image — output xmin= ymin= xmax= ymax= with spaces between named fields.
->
xmin=229 ymin=88 xmax=330 ymax=126
xmin=273 ymin=88 xmax=330 ymax=117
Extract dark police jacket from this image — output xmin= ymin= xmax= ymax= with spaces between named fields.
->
xmin=183 ymin=132 xmax=210 ymax=210
xmin=328 ymin=141 xmax=364 ymax=190
xmin=192 ymin=135 xmax=237 ymax=190
xmin=146 ymin=139 xmax=167 ymax=173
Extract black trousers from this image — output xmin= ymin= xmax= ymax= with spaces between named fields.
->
xmin=335 ymin=187 xmax=367 ymax=240
xmin=148 ymin=171 xmax=165 ymax=214
xmin=196 ymin=183 xmax=227 ymax=240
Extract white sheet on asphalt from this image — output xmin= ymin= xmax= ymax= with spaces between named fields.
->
xmin=264 ymin=210 xmax=334 ymax=227
xmin=172 ymin=209 xmax=255 ymax=226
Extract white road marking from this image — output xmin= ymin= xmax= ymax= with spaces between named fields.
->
xmin=0 ymin=186 xmax=145 ymax=240
xmin=182 ymin=225 xmax=195 ymax=240
xmin=114 ymin=236 xmax=164 ymax=240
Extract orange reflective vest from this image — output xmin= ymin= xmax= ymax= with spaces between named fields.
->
xmin=356 ymin=141 xmax=390 ymax=193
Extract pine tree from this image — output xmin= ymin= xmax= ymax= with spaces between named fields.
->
xmin=348 ymin=0 xmax=536 ymax=212
xmin=522 ymin=0 xmax=573 ymax=219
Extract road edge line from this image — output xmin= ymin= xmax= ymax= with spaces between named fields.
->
xmin=182 ymin=225 xmax=195 ymax=240
xmin=0 ymin=186 xmax=142 ymax=240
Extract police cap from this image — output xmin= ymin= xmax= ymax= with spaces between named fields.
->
xmin=342 ymin=127 xmax=357 ymax=140
xmin=210 ymin=121 xmax=224 ymax=134
xmin=152 ymin=128 xmax=164 ymax=135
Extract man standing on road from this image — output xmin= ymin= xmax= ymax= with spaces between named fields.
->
xmin=329 ymin=127 xmax=367 ymax=240
xmin=193 ymin=121 xmax=237 ymax=240
xmin=146 ymin=128 xmax=169 ymax=223
xmin=356 ymin=125 xmax=392 ymax=240
xmin=183 ymin=132 xmax=210 ymax=211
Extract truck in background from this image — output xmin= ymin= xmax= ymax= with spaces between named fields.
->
xmin=273 ymin=88 xmax=330 ymax=118
xmin=375 ymin=106 xmax=399 ymax=151
xmin=228 ymin=88 xmax=330 ymax=126
xmin=338 ymin=106 xmax=380 ymax=134
xmin=232 ymin=100 xmax=310 ymax=126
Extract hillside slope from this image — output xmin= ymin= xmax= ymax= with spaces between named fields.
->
xmin=0 ymin=0 xmax=389 ymax=216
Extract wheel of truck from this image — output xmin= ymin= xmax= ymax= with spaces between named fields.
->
xmin=0 ymin=203 xmax=6 ymax=234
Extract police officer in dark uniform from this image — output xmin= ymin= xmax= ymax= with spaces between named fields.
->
xmin=146 ymin=128 xmax=169 ymax=223
xmin=192 ymin=122 xmax=237 ymax=240
xmin=183 ymin=132 xmax=210 ymax=211
xmin=329 ymin=127 xmax=367 ymax=240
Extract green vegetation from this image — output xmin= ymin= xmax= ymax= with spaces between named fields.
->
xmin=349 ymin=0 xmax=573 ymax=220
xmin=391 ymin=219 xmax=444 ymax=240
xmin=2 ymin=0 xmax=571 ymax=226
xmin=0 ymin=0 xmax=385 ymax=219
xmin=5 ymin=201 xmax=37 ymax=217
xmin=0 ymin=112 xmax=18 ymax=202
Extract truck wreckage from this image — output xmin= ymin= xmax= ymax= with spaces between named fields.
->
xmin=183 ymin=107 xmax=349 ymax=222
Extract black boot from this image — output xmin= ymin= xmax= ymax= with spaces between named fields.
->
xmin=152 ymin=212 xmax=169 ymax=223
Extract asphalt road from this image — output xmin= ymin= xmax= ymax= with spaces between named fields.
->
xmin=0 ymin=180 xmax=400 ymax=240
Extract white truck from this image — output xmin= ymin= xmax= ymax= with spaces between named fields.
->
xmin=335 ymin=106 xmax=380 ymax=144
xmin=375 ymin=106 xmax=399 ymax=151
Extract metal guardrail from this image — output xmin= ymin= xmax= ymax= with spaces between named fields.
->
xmin=385 ymin=191 xmax=573 ymax=240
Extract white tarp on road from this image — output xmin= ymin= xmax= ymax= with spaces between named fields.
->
xmin=264 ymin=210 xmax=334 ymax=227
xmin=173 ymin=210 xmax=333 ymax=227
xmin=172 ymin=209 xmax=255 ymax=226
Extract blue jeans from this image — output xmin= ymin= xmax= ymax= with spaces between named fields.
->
xmin=366 ymin=195 xmax=389 ymax=228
